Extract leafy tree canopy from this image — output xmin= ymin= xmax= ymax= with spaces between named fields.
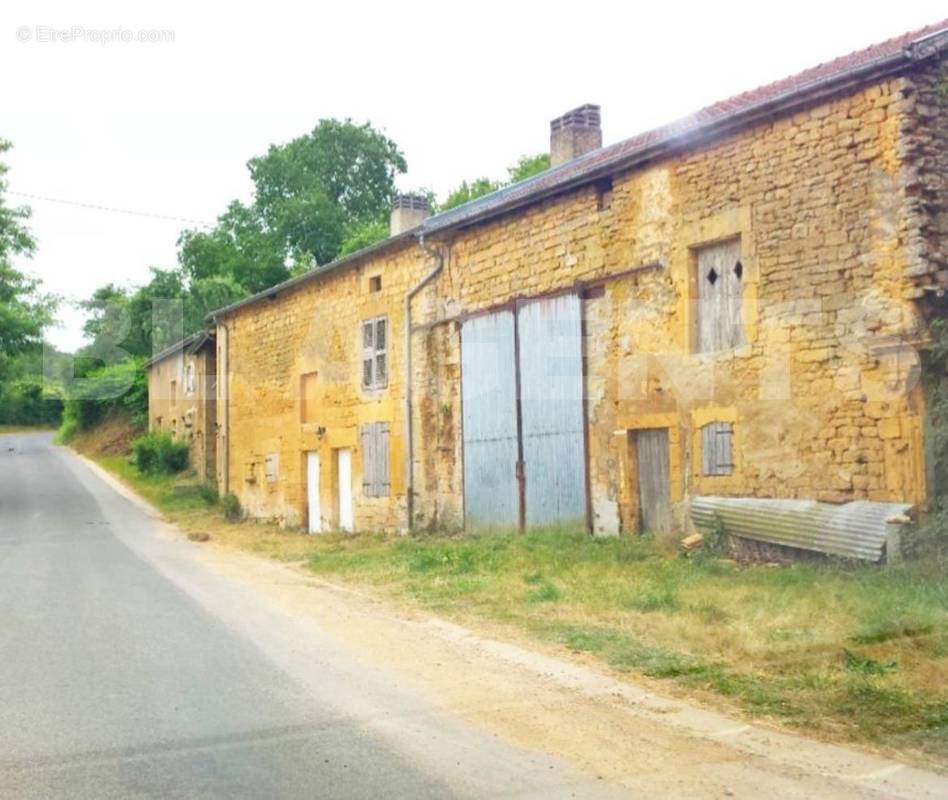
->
xmin=440 ymin=153 xmax=551 ymax=212
xmin=0 ymin=139 xmax=55 ymax=371
xmin=177 ymin=200 xmax=288 ymax=295
xmin=248 ymin=119 xmax=406 ymax=266
xmin=507 ymin=153 xmax=550 ymax=183
xmin=441 ymin=178 xmax=503 ymax=212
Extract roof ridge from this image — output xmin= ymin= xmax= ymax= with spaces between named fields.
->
xmin=210 ymin=17 xmax=948 ymax=320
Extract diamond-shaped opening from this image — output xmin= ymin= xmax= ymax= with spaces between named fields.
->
xmin=734 ymin=260 xmax=743 ymax=280
xmin=706 ymin=267 xmax=718 ymax=285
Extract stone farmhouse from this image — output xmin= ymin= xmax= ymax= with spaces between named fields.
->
xmin=146 ymin=21 xmax=948 ymax=555
xmin=144 ymin=331 xmax=217 ymax=482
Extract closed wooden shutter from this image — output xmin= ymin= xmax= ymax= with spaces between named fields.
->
xmin=697 ymin=238 xmax=744 ymax=352
xmin=701 ymin=421 xmax=734 ymax=476
xmin=360 ymin=422 xmax=390 ymax=497
xmin=361 ymin=424 xmax=376 ymax=496
xmin=377 ymin=422 xmax=390 ymax=496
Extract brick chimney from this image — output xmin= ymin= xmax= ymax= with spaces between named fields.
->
xmin=550 ymin=104 xmax=602 ymax=167
xmin=390 ymin=194 xmax=431 ymax=236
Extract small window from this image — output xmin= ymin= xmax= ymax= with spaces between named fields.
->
xmin=596 ymin=178 xmax=613 ymax=211
xmin=264 ymin=453 xmax=279 ymax=483
xmin=170 ymin=380 xmax=177 ymax=406
xmin=701 ymin=421 xmax=734 ymax=476
xmin=185 ymin=362 xmax=196 ymax=395
xmin=360 ymin=422 xmax=390 ymax=497
xmin=369 ymin=275 xmax=382 ymax=293
xmin=361 ymin=316 xmax=388 ymax=389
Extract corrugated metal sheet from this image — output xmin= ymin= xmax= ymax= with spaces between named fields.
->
xmin=518 ymin=294 xmax=586 ymax=528
xmin=691 ymin=496 xmax=913 ymax=562
xmin=460 ymin=309 xmax=519 ymax=529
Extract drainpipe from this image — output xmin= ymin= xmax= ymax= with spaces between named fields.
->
xmin=404 ymin=234 xmax=445 ymax=532
xmin=218 ymin=317 xmax=230 ymax=498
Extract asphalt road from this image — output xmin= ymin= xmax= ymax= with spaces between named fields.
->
xmin=0 ymin=433 xmax=625 ymax=799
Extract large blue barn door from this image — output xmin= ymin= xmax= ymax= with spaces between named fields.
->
xmin=518 ymin=294 xmax=587 ymax=528
xmin=460 ymin=309 xmax=520 ymax=529
xmin=459 ymin=294 xmax=587 ymax=531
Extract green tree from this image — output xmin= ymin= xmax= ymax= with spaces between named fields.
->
xmin=440 ymin=153 xmax=550 ymax=212
xmin=184 ymin=274 xmax=246 ymax=332
xmin=0 ymin=140 xmax=55 ymax=364
xmin=507 ymin=153 xmax=550 ymax=183
xmin=441 ymin=178 xmax=503 ymax=212
xmin=177 ymin=200 xmax=288 ymax=295
xmin=248 ymin=119 xmax=406 ymax=266
xmin=338 ymin=220 xmax=390 ymax=258
xmin=79 ymin=284 xmax=130 ymax=344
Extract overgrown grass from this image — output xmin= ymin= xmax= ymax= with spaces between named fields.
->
xmin=96 ymin=454 xmax=214 ymax=514
xmin=79 ymin=445 xmax=948 ymax=765
xmin=279 ymin=530 xmax=948 ymax=762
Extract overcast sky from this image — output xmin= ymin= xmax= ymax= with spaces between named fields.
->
xmin=3 ymin=0 xmax=946 ymax=352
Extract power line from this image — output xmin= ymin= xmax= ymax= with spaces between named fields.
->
xmin=7 ymin=191 xmax=214 ymax=227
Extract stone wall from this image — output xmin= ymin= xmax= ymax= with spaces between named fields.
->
xmin=146 ymin=344 xmax=216 ymax=481
xmin=220 ymin=61 xmax=941 ymax=534
xmin=902 ymin=55 xmax=948 ymax=299
xmin=415 ymin=73 xmax=934 ymax=533
xmin=220 ymin=245 xmax=441 ymax=529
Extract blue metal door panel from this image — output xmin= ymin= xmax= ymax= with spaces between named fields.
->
xmin=460 ymin=310 xmax=519 ymax=529
xmin=518 ymin=294 xmax=586 ymax=528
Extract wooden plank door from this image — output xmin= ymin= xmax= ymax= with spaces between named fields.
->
xmin=634 ymin=429 xmax=671 ymax=534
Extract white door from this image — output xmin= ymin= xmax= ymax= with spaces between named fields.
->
xmin=306 ymin=451 xmax=321 ymax=534
xmin=337 ymin=448 xmax=353 ymax=531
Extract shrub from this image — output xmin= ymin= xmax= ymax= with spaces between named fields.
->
xmin=56 ymin=416 xmax=78 ymax=444
xmin=199 ymin=482 xmax=219 ymax=505
xmin=0 ymin=378 xmax=63 ymax=426
xmin=60 ymin=358 xmax=147 ymax=438
xmin=221 ymin=492 xmax=243 ymax=522
xmin=132 ymin=430 xmax=189 ymax=475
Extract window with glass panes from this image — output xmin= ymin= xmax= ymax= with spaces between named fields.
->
xmin=361 ymin=316 xmax=388 ymax=389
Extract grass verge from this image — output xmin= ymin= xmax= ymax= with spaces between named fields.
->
xmin=80 ymin=444 xmax=948 ymax=768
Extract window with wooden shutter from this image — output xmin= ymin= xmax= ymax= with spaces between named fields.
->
xmin=377 ymin=422 xmax=390 ymax=496
xmin=696 ymin=238 xmax=744 ymax=352
xmin=359 ymin=422 xmax=390 ymax=497
xmin=700 ymin=421 xmax=734 ymax=476
xmin=361 ymin=424 xmax=376 ymax=495
xmin=264 ymin=453 xmax=279 ymax=482
xmin=361 ymin=316 xmax=388 ymax=389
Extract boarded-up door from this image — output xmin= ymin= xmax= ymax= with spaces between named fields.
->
xmin=518 ymin=294 xmax=586 ymax=528
xmin=461 ymin=309 xmax=519 ymax=528
xmin=696 ymin=238 xmax=744 ymax=352
xmin=634 ymin=429 xmax=671 ymax=534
